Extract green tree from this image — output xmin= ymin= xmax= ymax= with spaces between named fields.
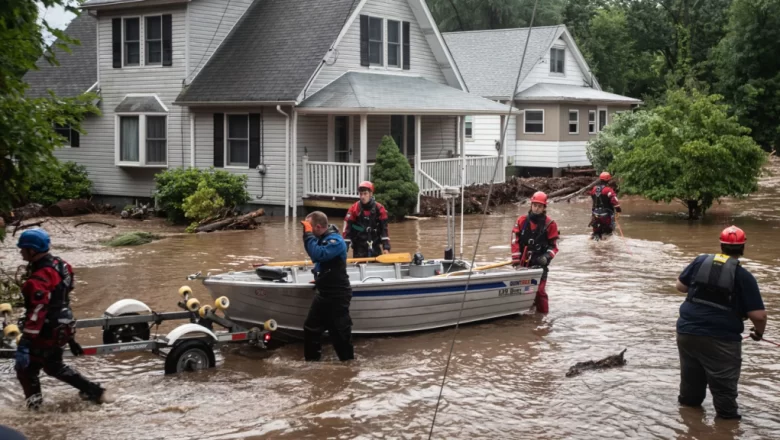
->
xmin=154 ymin=168 xmax=250 ymax=224
xmin=586 ymin=110 xmax=657 ymax=172
xmin=600 ymin=89 xmax=766 ymax=219
xmin=182 ymin=181 xmax=225 ymax=232
xmin=371 ymin=136 xmax=419 ymax=220
xmin=426 ymin=0 xmax=566 ymax=32
xmin=713 ymin=0 xmax=780 ymax=151
xmin=1 ymin=0 xmax=99 ymax=240
xmin=25 ymin=161 xmax=92 ymax=206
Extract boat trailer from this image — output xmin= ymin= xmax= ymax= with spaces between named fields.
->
xmin=0 ymin=286 xmax=277 ymax=375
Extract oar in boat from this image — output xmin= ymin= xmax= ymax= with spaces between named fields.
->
xmin=435 ymin=260 xmax=514 ymax=277
xmin=253 ymin=252 xmax=412 ymax=267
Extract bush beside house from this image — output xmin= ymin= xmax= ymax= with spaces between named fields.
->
xmin=24 ymin=161 xmax=92 ymax=206
xmin=371 ymin=136 xmax=420 ymax=220
xmin=154 ymin=168 xmax=250 ymax=224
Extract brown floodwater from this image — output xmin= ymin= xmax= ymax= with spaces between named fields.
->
xmin=1 ymin=163 xmax=779 ymax=440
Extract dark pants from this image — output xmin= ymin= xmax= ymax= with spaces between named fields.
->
xmin=534 ymin=267 xmax=549 ymax=314
xmin=590 ymin=213 xmax=615 ymax=238
xmin=17 ymin=345 xmax=104 ymax=409
xmin=677 ymin=333 xmax=742 ymax=419
xmin=303 ymin=293 xmax=354 ymax=361
xmin=351 ymin=241 xmax=383 ymax=259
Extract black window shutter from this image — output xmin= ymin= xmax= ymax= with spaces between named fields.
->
xmin=162 ymin=14 xmax=173 ymax=66
xmin=249 ymin=114 xmax=261 ymax=169
xmin=360 ymin=15 xmax=369 ymax=67
xmin=403 ymin=21 xmax=410 ymax=70
xmin=112 ymin=18 xmax=122 ymax=68
xmin=213 ymin=113 xmax=224 ymax=168
xmin=71 ymin=129 xmax=80 ymax=148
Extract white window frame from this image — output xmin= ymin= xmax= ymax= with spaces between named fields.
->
xmin=386 ymin=19 xmax=402 ymax=69
xmin=145 ymin=115 xmax=168 ymax=165
xmin=114 ymin=94 xmax=169 ymax=167
xmin=224 ymin=113 xmax=250 ymax=169
xmin=367 ymin=16 xmax=383 ymax=67
xmin=144 ymin=15 xmax=163 ymax=66
xmin=523 ymin=109 xmax=545 ymax=134
xmin=123 ymin=16 xmax=141 ymax=67
xmin=464 ymin=115 xmax=473 ymax=140
xmin=53 ymin=124 xmax=77 ymax=148
xmin=568 ymin=110 xmax=579 ymax=135
xmin=588 ymin=110 xmax=597 ymax=134
xmin=550 ymin=47 xmax=565 ymax=75
xmin=598 ymin=106 xmax=608 ymax=132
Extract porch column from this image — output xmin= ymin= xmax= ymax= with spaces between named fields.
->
xmin=459 ymin=115 xmax=466 ymax=257
xmin=292 ymin=109 xmax=299 ymax=218
xmin=360 ymin=114 xmax=368 ymax=182
xmin=415 ymin=115 xmax=422 ymax=213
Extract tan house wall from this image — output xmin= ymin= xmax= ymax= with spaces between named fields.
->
xmin=515 ymin=103 xmax=560 ymax=141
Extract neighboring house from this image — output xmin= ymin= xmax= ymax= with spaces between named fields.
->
xmin=443 ymin=26 xmax=642 ymax=175
xmin=24 ymin=0 xmax=516 ymax=216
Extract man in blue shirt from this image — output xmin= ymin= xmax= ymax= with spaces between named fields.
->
xmin=301 ymin=211 xmax=354 ymax=361
xmin=675 ymin=225 xmax=768 ymax=420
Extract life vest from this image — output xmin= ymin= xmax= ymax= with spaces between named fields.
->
xmin=350 ymin=199 xmax=380 ymax=243
xmin=518 ymin=216 xmax=553 ymax=254
xmin=689 ymin=254 xmax=739 ymax=312
xmin=592 ymin=185 xmax=614 ymax=215
xmin=314 ymin=226 xmax=351 ymax=295
xmin=25 ymin=255 xmax=74 ymax=326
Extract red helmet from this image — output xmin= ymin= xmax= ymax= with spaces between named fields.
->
xmin=599 ymin=171 xmax=611 ymax=181
xmin=530 ymin=191 xmax=548 ymax=206
xmin=358 ymin=181 xmax=374 ymax=193
xmin=720 ymin=226 xmax=746 ymax=245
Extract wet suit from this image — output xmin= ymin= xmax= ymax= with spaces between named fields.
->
xmin=16 ymin=255 xmax=105 ymax=409
xmin=303 ymin=225 xmax=354 ymax=361
xmin=589 ymin=183 xmax=621 ymax=239
xmin=343 ymin=198 xmax=390 ymax=258
xmin=511 ymin=213 xmax=559 ymax=313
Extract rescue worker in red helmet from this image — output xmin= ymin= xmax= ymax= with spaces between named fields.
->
xmin=589 ymin=171 xmax=621 ymax=240
xmin=675 ymin=226 xmax=767 ymax=420
xmin=343 ymin=181 xmax=391 ymax=258
xmin=14 ymin=229 xmax=113 ymax=409
xmin=510 ymin=191 xmax=559 ymax=314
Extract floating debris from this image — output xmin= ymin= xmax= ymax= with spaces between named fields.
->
xmin=566 ymin=349 xmax=627 ymax=377
xmin=103 ymin=231 xmax=162 ymax=247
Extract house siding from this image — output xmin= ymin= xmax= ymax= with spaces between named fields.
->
xmin=420 ymin=116 xmax=457 ymax=160
xmin=559 ymin=104 xmax=598 ymax=141
xmin=515 ymin=103 xmax=560 ymax=142
xmin=305 ymin=0 xmax=447 ymax=98
xmin=187 ymin=0 xmax=254 ymax=82
xmin=514 ymin=141 xmax=558 ymax=168
xmin=516 ymin=38 xmax=591 ymax=92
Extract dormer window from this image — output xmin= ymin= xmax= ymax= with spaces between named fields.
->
xmin=113 ymin=15 xmax=172 ymax=68
xmin=360 ymin=15 xmax=411 ymax=70
xmin=550 ymin=47 xmax=565 ymax=74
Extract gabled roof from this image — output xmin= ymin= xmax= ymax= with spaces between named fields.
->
xmin=443 ymin=25 xmax=599 ymax=100
xmin=516 ymin=83 xmax=642 ymax=104
xmin=176 ymin=0 xmax=359 ymax=104
xmin=298 ymin=72 xmax=514 ymax=115
xmin=23 ymin=13 xmax=97 ymax=99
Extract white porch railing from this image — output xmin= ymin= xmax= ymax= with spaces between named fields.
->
xmin=464 ymin=156 xmax=505 ymax=186
xmin=416 ymin=169 xmax=445 ymax=198
xmin=302 ymin=159 xmax=362 ymax=198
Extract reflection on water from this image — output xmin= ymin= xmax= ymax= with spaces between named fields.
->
xmin=1 ymin=164 xmax=779 ymax=439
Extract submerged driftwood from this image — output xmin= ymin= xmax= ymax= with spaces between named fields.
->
xmin=566 ymin=349 xmax=627 ymax=377
xmin=194 ymin=208 xmax=265 ymax=233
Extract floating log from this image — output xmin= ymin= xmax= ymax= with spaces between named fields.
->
xmin=552 ymin=178 xmax=601 ymax=203
xmin=12 ymin=220 xmax=47 ymax=236
xmin=566 ymin=349 xmax=627 ymax=377
xmin=194 ymin=208 xmax=265 ymax=233
xmin=11 ymin=203 xmax=45 ymax=221
xmin=74 ymin=221 xmax=116 ymax=228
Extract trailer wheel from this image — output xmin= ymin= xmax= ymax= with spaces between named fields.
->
xmin=164 ymin=340 xmax=216 ymax=375
xmin=102 ymin=313 xmax=151 ymax=344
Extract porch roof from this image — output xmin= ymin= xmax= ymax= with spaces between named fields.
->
xmin=297 ymin=72 xmax=515 ymax=115
xmin=516 ymin=83 xmax=642 ymax=104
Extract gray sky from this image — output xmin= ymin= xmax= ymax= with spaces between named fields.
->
xmin=38 ymin=2 xmax=77 ymax=44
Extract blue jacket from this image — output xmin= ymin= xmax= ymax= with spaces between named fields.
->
xmin=304 ymin=225 xmax=351 ymax=294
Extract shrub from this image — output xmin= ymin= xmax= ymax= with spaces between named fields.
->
xmin=24 ymin=161 xmax=92 ymax=206
xmin=371 ymin=136 xmax=419 ymax=219
xmin=154 ymin=168 xmax=249 ymax=224
xmin=103 ymin=231 xmax=161 ymax=247
xmin=182 ymin=181 xmax=225 ymax=232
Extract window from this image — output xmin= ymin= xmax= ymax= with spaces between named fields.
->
xmin=568 ymin=110 xmax=579 ymax=134
xmin=599 ymin=109 xmax=608 ymax=131
xmin=464 ymin=116 xmax=473 ymax=139
xmin=368 ymin=17 xmax=383 ymax=65
xmin=227 ymin=115 xmax=249 ymax=167
xmin=146 ymin=116 xmax=167 ymax=164
xmin=387 ymin=20 xmax=401 ymax=68
xmin=390 ymin=115 xmax=404 ymax=148
xmin=524 ymin=110 xmax=544 ymax=134
xmin=54 ymin=124 xmax=80 ymax=147
xmin=145 ymin=16 xmax=162 ymax=65
xmin=550 ymin=48 xmax=565 ymax=74
xmin=588 ymin=110 xmax=596 ymax=134
xmin=119 ymin=116 xmax=140 ymax=162
xmin=124 ymin=18 xmax=140 ymax=66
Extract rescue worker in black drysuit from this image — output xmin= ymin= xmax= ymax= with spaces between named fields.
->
xmin=301 ymin=211 xmax=354 ymax=361
xmin=14 ymin=229 xmax=113 ymax=409
xmin=343 ymin=181 xmax=391 ymax=258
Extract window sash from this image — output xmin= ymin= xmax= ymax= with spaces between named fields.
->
xmin=599 ymin=110 xmax=608 ymax=131
xmin=146 ymin=116 xmax=167 ymax=164
xmin=368 ymin=17 xmax=383 ymax=65
xmin=124 ymin=18 xmax=140 ymax=66
xmin=588 ymin=110 xmax=596 ymax=133
xmin=387 ymin=20 xmax=401 ymax=67
xmin=145 ymin=16 xmax=162 ymax=65
xmin=120 ymin=116 xmax=140 ymax=162
xmin=568 ymin=111 xmax=578 ymax=134
xmin=525 ymin=111 xmax=544 ymax=133
xmin=550 ymin=48 xmax=564 ymax=73
xmin=227 ymin=115 xmax=249 ymax=166
xmin=54 ymin=124 xmax=72 ymax=145
xmin=464 ymin=116 xmax=473 ymax=138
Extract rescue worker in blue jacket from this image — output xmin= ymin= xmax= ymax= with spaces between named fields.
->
xmin=14 ymin=229 xmax=113 ymax=409
xmin=300 ymin=211 xmax=354 ymax=361
xmin=675 ymin=226 xmax=767 ymax=420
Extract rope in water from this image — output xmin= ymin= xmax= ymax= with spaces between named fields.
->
xmin=427 ymin=0 xmax=541 ymax=438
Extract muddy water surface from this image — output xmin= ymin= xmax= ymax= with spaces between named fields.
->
xmin=1 ymin=166 xmax=779 ymax=440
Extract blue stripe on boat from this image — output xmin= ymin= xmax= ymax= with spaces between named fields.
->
xmin=353 ymin=282 xmax=507 ymax=297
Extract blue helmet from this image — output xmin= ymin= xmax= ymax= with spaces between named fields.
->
xmin=17 ymin=229 xmax=51 ymax=253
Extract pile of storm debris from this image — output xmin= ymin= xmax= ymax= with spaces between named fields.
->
xmin=417 ymin=175 xmax=604 ymax=217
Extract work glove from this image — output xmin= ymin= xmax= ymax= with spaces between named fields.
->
xmin=15 ymin=339 xmax=31 ymax=371
xmin=534 ymin=255 xmax=549 ymax=267
xmin=68 ymin=339 xmax=84 ymax=356
xmin=301 ymin=220 xmax=313 ymax=239
xmin=750 ymin=327 xmax=763 ymax=341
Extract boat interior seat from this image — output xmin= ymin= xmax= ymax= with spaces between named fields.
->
xmin=255 ymin=266 xmax=288 ymax=281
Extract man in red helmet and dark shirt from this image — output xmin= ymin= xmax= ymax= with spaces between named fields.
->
xmin=343 ymin=181 xmax=391 ymax=258
xmin=589 ymin=171 xmax=622 ymax=240
xmin=675 ymin=226 xmax=767 ymax=420
xmin=511 ymin=191 xmax=559 ymax=314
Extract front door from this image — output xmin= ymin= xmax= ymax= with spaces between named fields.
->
xmin=334 ymin=116 xmax=350 ymax=163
